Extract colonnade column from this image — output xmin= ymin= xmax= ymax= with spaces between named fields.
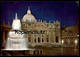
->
xmin=3 ymin=31 xmax=5 ymax=48
xmin=31 ymin=34 xmax=33 ymax=43
xmin=49 ymin=31 xmax=50 ymax=42
xmin=36 ymin=34 xmax=38 ymax=43
xmin=40 ymin=34 xmax=42 ymax=43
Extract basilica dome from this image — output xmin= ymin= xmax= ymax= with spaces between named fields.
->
xmin=22 ymin=7 xmax=37 ymax=22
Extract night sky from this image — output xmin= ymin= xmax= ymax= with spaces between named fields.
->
xmin=1 ymin=1 xmax=79 ymax=27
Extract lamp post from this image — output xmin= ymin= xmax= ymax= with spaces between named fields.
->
xmin=68 ymin=39 xmax=70 ymax=45
xmin=75 ymin=40 xmax=77 ymax=49
xmin=61 ymin=40 xmax=64 ymax=47
xmin=62 ymin=40 xmax=64 ymax=44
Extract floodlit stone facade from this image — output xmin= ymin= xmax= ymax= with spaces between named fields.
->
xmin=21 ymin=8 xmax=61 ymax=45
xmin=1 ymin=7 xmax=79 ymax=49
xmin=61 ymin=21 xmax=79 ymax=47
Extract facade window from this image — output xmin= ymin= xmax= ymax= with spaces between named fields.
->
xmin=34 ymin=50 xmax=36 ymax=55
xmin=33 ymin=50 xmax=42 ymax=55
xmin=51 ymin=26 xmax=53 ymax=28
xmin=42 ymin=39 xmax=44 ymax=42
xmin=56 ymin=36 xmax=58 ymax=43
xmin=38 ymin=38 xmax=40 ymax=43
xmin=47 ymin=24 xmax=48 ymax=27
xmin=47 ymin=38 xmax=49 ymax=42
xmin=24 ymin=24 xmax=25 ymax=26
xmin=29 ymin=23 xmax=31 ymax=26
xmin=34 ymin=35 xmax=36 ymax=37
xmin=68 ymin=39 xmax=70 ymax=44
xmin=34 ymin=39 xmax=36 ymax=43
xmin=28 ymin=37 xmax=31 ymax=42
xmin=34 ymin=50 xmax=39 ymax=55
xmin=47 ymin=35 xmax=49 ymax=37
xmin=37 ymin=50 xmax=39 ymax=55
xmin=56 ymin=25 xmax=58 ymax=28
xmin=28 ymin=34 xmax=31 ymax=36
xmin=40 ymin=50 xmax=42 ymax=54
xmin=65 ymin=30 xmax=67 ymax=32
xmin=35 ymin=24 xmax=36 ymax=26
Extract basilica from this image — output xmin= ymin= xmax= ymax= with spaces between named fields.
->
xmin=1 ymin=7 xmax=79 ymax=48
xmin=1 ymin=7 xmax=79 ymax=56
xmin=21 ymin=7 xmax=61 ymax=45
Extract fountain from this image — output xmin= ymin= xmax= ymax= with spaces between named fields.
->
xmin=1 ymin=13 xmax=36 ymax=56
xmin=5 ymin=13 xmax=28 ymax=50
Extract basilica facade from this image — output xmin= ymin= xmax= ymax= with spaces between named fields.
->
xmin=1 ymin=7 xmax=79 ymax=49
xmin=21 ymin=8 xmax=61 ymax=45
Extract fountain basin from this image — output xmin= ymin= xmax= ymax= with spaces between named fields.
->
xmin=5 ymin=37 xmax=28 ymax=50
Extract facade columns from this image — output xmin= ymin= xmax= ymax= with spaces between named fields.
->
xmin=32 ymin=34 xmax=34 ymax=43
xmin=3 ymin=31 xmax=5 ymax=47
xmin=31 ymin=34 xmax=33 ymax=43
xmin=49 ymin=31 xmax=50 ymax=42
xmin=40 ymin=34 xmax=42 ymax=43
xmin=5 ymin=31 xmax=8 ymax=41
xmin=36 ymin=34 xmax=38 ymax=43
xmin=68 ymin=39 xmax=70 ymax=45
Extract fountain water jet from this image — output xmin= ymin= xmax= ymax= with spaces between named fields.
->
xmin=5 ymin=13 xmax=29 ymax=50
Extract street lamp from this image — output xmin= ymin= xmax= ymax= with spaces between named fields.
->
xmin=68 ymin=39 xmax=70 ymax=45
xmin=75 ymin=40 xmax=77 ymax=49
xmin=75 ymin=40 xmax=77 ymax=44
xmin=62 ymin=40 xmax=64 ymax=44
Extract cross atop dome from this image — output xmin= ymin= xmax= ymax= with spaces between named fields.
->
xmin=28 ymin=6 xmax=30 ymax=10
xmin=27 ymin=6 xmax=31 ymax=14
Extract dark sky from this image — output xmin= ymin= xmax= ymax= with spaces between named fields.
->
xmin=1 ymin=1 xmax=79 ymax=27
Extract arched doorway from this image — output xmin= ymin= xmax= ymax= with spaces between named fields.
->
xmin=42 ymin=39 xmax=44 ymax=42
xmin=34 ymin=39 xmax=36 ymax=43
xmin=38 ymin=38 xmax=40 ymax=43
xmin=47 ymin=38 xmax=49 ymax=42
xmin=28 ymin=37 xmax=31 ymax=42
xmin=56 ymin=36 xmax=58 ymax=43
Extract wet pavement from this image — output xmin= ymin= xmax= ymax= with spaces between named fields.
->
xmin=43 ymin=47 xmax=79 ymax=56
xmin=1 ymin=47 xmax=79 ymax=56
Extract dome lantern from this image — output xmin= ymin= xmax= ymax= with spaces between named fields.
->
xmin=27 ymin=6 xmax=31 ymax=14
